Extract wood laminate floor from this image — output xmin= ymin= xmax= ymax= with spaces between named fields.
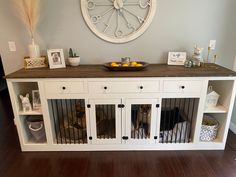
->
xmin=0 ymin=89 xmax=236 ymax=177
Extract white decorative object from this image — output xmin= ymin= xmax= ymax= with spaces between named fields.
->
xmin=47 ymin=49 xmax=66 ymax=69
xmin=68 ymin=57 xmax=81 ymax=67
xmin=191 ymin=45 xmax=204 ymax=66
xmin=28 ymin=39 xmax=40 ymax=58
xmin=206 ymin=86 xmax=220 ymax=108
xmin=32 ymin=90 xmax=41 ymax=110
xmin=168 ymin=52 xmax=187 ymax=65
xmin=19 ymin=93 xmax=32 ymax=112
xmin=24 ymin=57 xmax=47 ymax=69
xmin=81 ymin=0 xmax=157 ymax=43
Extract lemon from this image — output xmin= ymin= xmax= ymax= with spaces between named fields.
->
xmin=111 ymin=64 xmax=119 ymax=67
xmin=131 ymin=61 xmax=137 ymax=65
xmin=122 ymin=64 xmax=129 ymax=67
xmin=111 ymin=62 xmax=117 ymax=66
xmin=135 ymin=64 xmax=143 ymax=67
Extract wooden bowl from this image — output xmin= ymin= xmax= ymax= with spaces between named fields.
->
xmin=104 ymin=62 xmax=149 ymax=71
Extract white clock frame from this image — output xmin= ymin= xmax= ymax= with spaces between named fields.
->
xmin=81 ymin=0 xmax=157 ymax=43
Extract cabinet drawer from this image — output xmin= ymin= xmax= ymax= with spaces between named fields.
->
xmin=44 ymin=81 xmax=86 ymax=94
xmin=89 ymin=81 xmax=160 ymax=94
xmin=163 ymin=80 xmax=202 ymax=93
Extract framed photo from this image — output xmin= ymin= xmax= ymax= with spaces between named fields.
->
xmin=32 ymin=90 xmax=41 ymax=110
xmin=168 ymin=52 xmax=187 ymax=65
xmin=47 ymin=49 xmax=66 ymax=69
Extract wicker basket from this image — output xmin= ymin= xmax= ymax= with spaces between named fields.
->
xmin=24 ymin=57 xmax=47 ymax=69
xmin=200 ymin=115 xmax=219 ymax=142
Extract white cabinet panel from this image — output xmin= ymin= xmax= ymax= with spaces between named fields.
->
xmin=124 ymin=99 xmax=159 ymax=144
xmin=89 ymin=99 xmax=122 ymax=144
xmin=89 ymin=81 xmax=160 ymax=94
xmin=44 ymin=81 xmax=87 ymax=95
xmin=163 ymin=80 xmax=202 ymax=93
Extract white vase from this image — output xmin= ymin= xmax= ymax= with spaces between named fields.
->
xmin=28 ymin=39 xmax=40 ymax=58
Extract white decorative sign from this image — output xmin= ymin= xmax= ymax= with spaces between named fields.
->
xmin=81 ymin=0 xmax=157 ymax=43
xmin=168 ymin=52 xmax=187 ymax=65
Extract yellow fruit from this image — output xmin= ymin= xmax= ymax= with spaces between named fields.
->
xmin=111 ymin=62 xmax=117 ymax=66
xmin=122 ymin=64 xmax=129 ymax=67
xmin=135 ymin=64 xmax=143 ymax=67
xmin=111 ymin=63 xmax=120 ymax=67
xmin=131 ymin=61 xmax=137 ymax=65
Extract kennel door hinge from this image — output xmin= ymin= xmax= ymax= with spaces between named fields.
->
xmin=87 ymin=104 xmax=91 ymax=108
xmin=118 ymin=104 xmax=125 ymax=108
xmin=156 ymin=104 xmax=160 ymax=108
xmin=122 ymin=136 xmax=128 ymax=140
xmin=89 ymin=136 xmax=92 ymax=140
xmin=154 ymin=136 xmax=158 ymax=140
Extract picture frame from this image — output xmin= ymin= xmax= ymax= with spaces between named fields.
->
xmin=47 ymin=49 xmax=66 ymax=69
xmin=32 ymin=90 xmax=41 ymax=110
xmin=168 ymin=52 xmax=187 ymax=65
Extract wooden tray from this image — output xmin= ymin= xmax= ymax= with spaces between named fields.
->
xmin=104 ymin=62 xmax=149 ymax=71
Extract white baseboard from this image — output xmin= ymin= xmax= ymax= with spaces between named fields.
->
xmin=230 ymin=122 xmax=236 ymax=134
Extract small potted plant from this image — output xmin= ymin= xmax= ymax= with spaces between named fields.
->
xmin=68 ymin=48 xmax=80 ymax=66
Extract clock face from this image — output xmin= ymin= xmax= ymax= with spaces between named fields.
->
xmin=81 ymin=0 xmax=156 ymax=43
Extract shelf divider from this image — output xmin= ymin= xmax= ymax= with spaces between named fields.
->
xmin=204 ymin=105 xmax=227 ymax=113
xmin=18 ymin=108 xmax=43 ymax=115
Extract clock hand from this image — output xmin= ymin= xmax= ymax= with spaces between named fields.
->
xmin=123 ymin=7 xmax=145 ymax=24
xmin=120 ymin=11 xmax=136 ymax=32
xmin=91 ymin=7 xmax=114 ymax=24
xmin=87 ymin=0 xmax=113 ymax=10
xmin=139 ymin=0 xmax=151 ymax=8
xmin=104 ymin=10 xmax=116 ymax=32
xmin=115 ymin=11 xmax=123 ymax=37
xmin=124 ymin=0 xmax=151 ymax=9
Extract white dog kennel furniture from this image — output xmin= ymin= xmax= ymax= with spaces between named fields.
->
xmin=5 ymin=64 xmax=236 ymax=151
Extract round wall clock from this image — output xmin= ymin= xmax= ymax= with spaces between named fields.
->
xmin=81 ymin=0 xmax=157 ymax=43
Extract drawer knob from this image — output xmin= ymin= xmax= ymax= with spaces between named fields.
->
xmin=140 ymin=86 xmax=144 ymax=89
xmin=104 ymin=86 xmax=108 ymax=90
xmin=62 ymin=86 xmax=66 ymax=90
xmin=181 ymin=86 xmax=185 ymax=89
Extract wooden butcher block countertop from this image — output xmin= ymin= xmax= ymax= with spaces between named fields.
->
xmin=5 ymin=63 xmax=236 ymax=79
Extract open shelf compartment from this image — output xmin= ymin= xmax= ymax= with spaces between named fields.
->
xmin=200 ymin=113 xmax=228 ymax=143
xmin=204 ymin=80 xmax=234 ymax=113
xmin=12 ymin=82 xmax=42 ymax=115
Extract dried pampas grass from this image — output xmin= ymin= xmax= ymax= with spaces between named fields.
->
xmin=13 ymin=0 xmax=40 ymax=39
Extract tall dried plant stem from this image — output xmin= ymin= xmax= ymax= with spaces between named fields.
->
xmin=13 ymin=0 xmax=40 ymax=42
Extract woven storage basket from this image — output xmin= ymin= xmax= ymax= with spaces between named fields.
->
xmin=24 ymin=57 xmax=47 ymax=69
xmin=200 ymin=115 xmax=219 ymax=142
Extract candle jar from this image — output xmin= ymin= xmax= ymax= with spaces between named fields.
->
xmin=121 ymin=57 xmax=130 ymax=64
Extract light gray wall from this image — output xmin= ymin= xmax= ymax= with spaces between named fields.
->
xmin=1 ymin=1 xmax=236 ymax=122
xmin=1 ymin=0 xmax=236 ymax=72
xmin=0 ymin=0 xmax=29 ymax=75
xmin=36 ymin=0 xmax=236 ymax=68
